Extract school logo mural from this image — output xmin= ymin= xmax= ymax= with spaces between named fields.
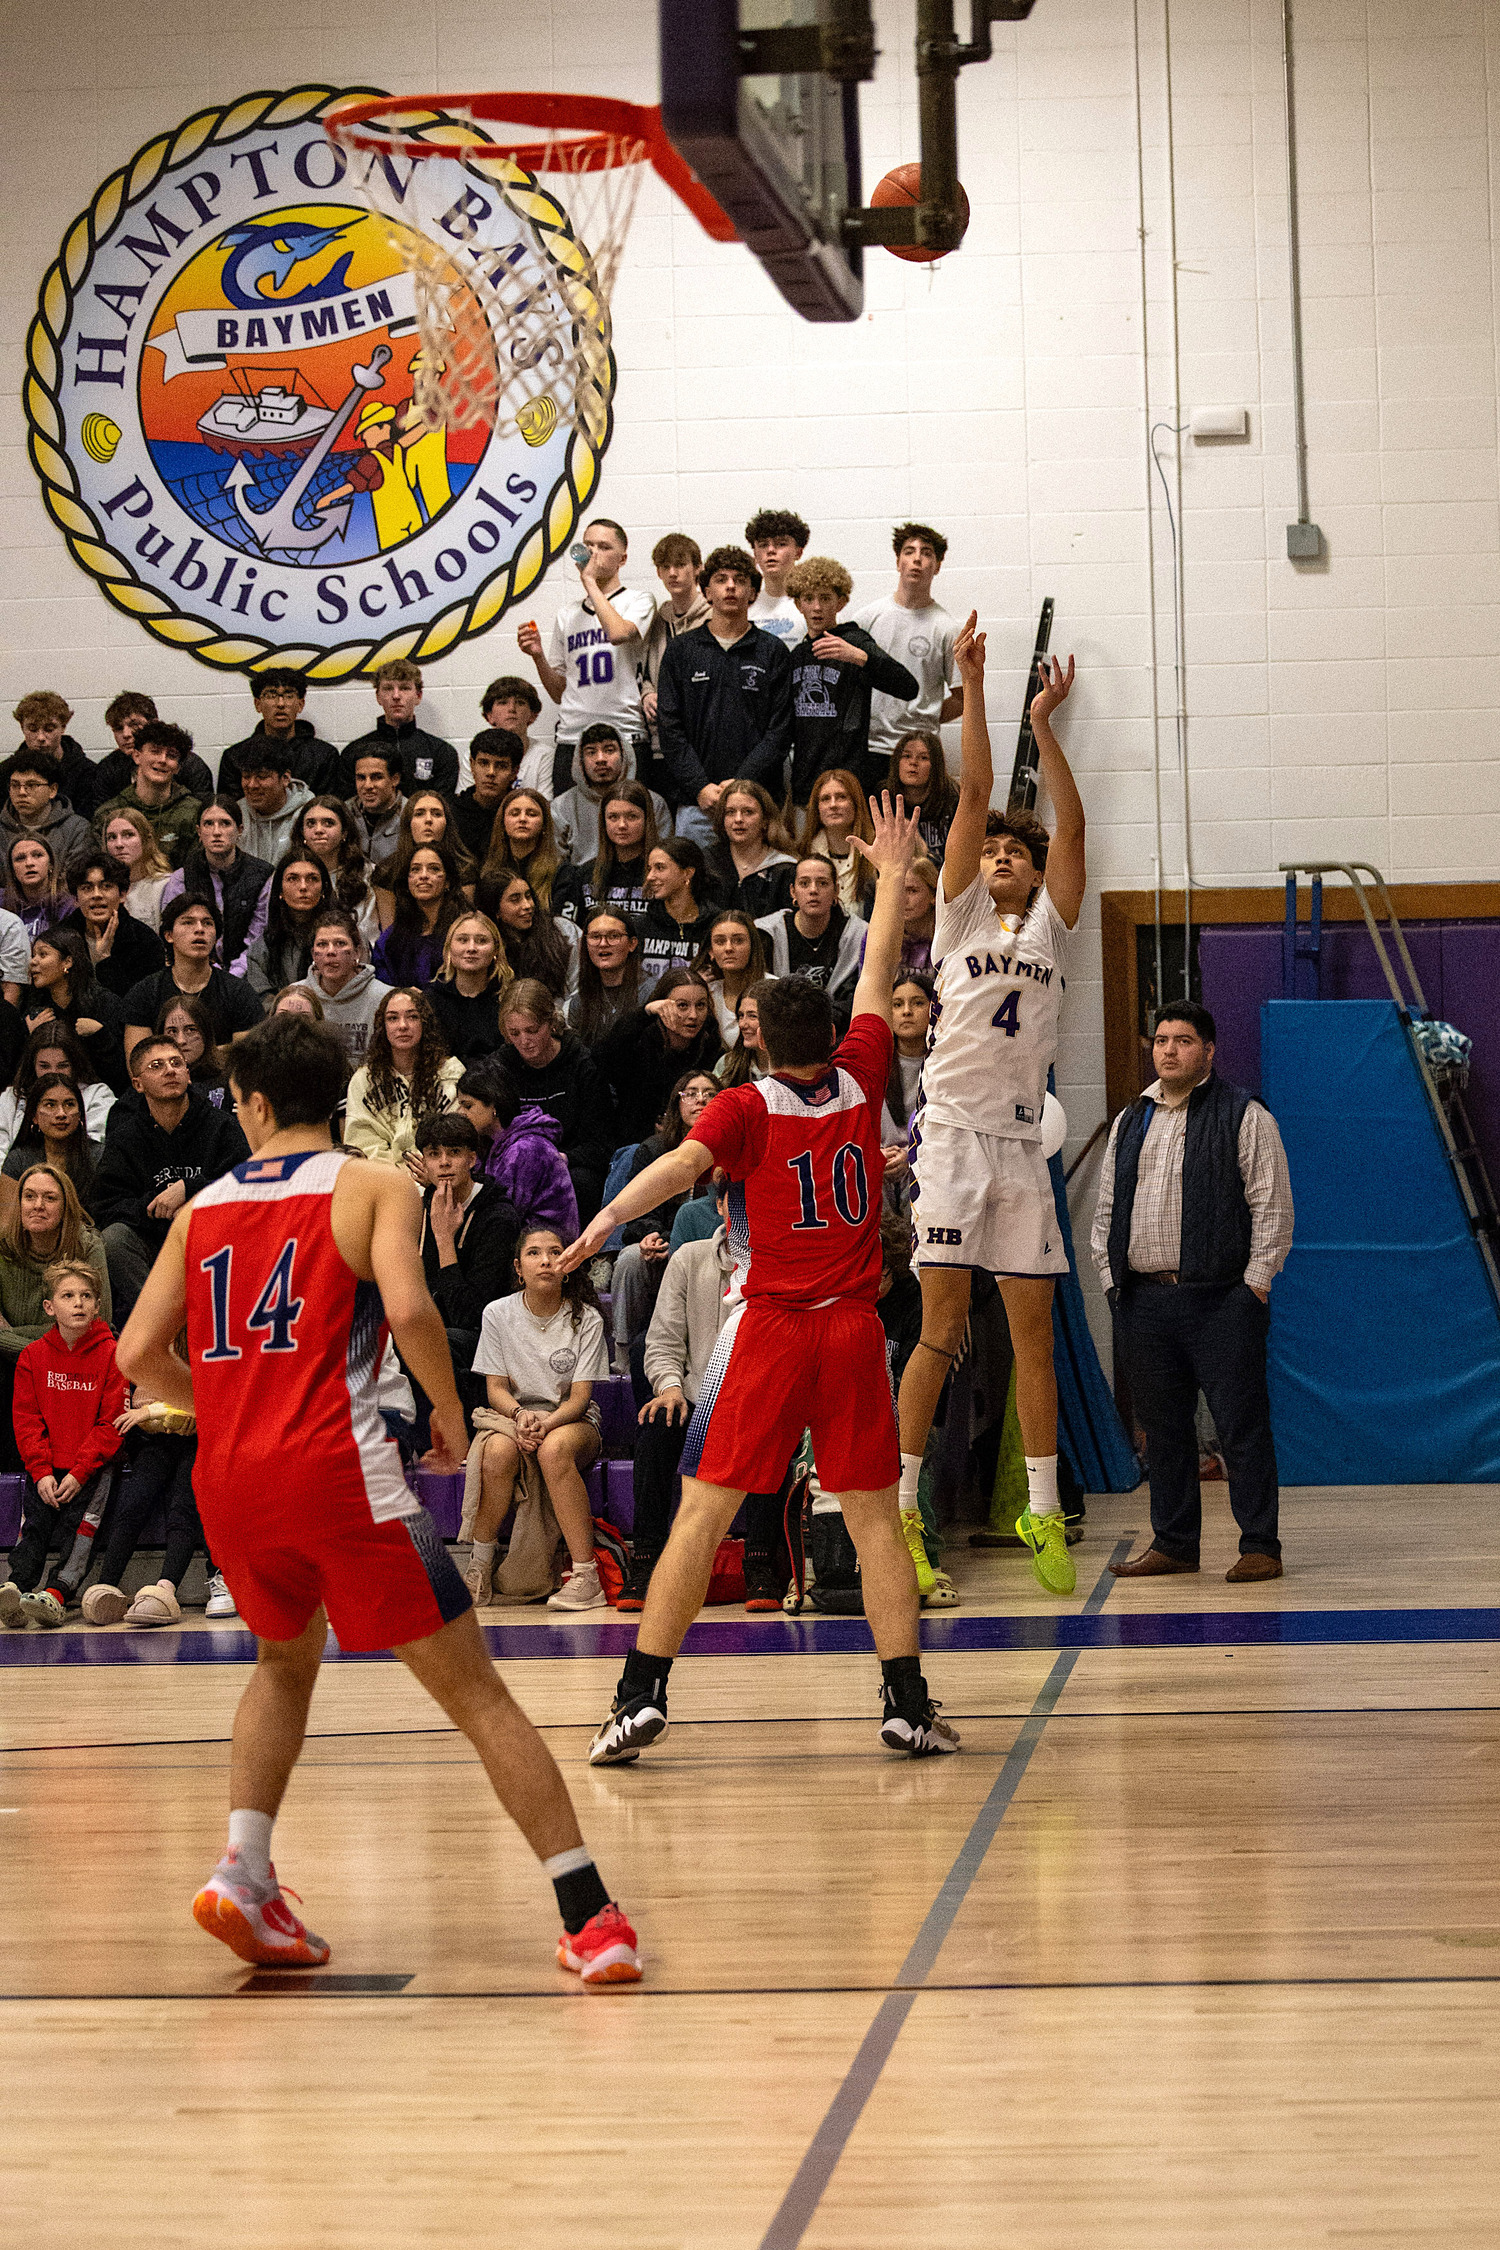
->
xmin=24 ymin=85 xmax=614 ymax=678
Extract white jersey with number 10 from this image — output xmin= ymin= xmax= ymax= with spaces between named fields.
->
xmin=919 ymin=875 xmax=1070 ymax=1143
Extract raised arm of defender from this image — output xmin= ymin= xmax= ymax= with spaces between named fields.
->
xmin=848 ymin=791 xmax=922 ymax=1024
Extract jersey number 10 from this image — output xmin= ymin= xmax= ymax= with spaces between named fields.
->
xmin=787 ymin=1143 xmax=870 ymax=1231
xmin=200 ymin=1241 xmax=304 ymax=1362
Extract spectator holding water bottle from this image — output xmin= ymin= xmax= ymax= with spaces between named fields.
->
xmin=516 ymin=521 xmax=657 ymax=797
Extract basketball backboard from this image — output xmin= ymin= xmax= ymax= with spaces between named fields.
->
xmin=660 ymin=0 xmax=1036 ymax=322
xmin=660 ymin=0 xmax=865 ymax=322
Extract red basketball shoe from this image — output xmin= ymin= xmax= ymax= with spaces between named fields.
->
xmin=192 ymin=1849 xmax=331 ymax=1967
xmin=557 ymin=1901 xmax=642 ymax=1987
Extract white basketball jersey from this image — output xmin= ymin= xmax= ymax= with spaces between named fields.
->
xmin=919 ymin=874 xmax=1070 ymax=1141
xmin=548 ymin=588 xmax=657 ymax=739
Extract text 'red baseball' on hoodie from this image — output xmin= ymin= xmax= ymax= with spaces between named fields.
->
xmin=11 ymin=1318 xmax=127 ymax=1486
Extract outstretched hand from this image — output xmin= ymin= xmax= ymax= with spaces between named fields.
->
xmin=848 ymin=791 xmax=921 ymax=879
xmin=558 ymin=1213 xmax=612 ymax=1276
xmin=953 ymin=609 xmax=985 ymax=683
xmin=1031 ymin=652 xmax=1075 ymax=727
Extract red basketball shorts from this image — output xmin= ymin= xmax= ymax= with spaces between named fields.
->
xmin=199 ymin=1490 xmax=471 ymax=1653
xmin=681 ymin=1296 xmax=900 ymax=1496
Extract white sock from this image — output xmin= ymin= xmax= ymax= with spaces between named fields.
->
xmin=227 ymin=1807 xmax=274 ymax=1884
xmin=543 ymin=1846 xmax=593 ymax=1880
xmin=1025 ymin=1454 xmax=1061 ymax=1518
xmin=471 ymin=1539 xmax=496 ymax=1571
xmin=899 ymin=1452 xmax=923 ymax=1513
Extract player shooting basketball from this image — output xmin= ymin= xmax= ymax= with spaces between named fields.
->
xmin=896 ymin=615 xmax=1085 ymax=1598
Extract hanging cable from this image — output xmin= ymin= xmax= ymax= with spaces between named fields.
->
xmin=1132 ymin=0 xmax=1166 ymax=1025
xmin=1161 ymin=0 xmax=1193 ymax=999
xmin=1150 ymin=418 xmax=1192 ymax=998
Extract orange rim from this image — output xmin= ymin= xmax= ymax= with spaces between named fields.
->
xmin=324 ymin=91 xmax=738 ymax=242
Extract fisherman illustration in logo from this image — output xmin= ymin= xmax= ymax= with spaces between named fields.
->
xmin=232 ymin=343 xmax=395 ymax=552
xmin=315 ymin=389 xmax=425 ymax=549
xmin=399 ymin=351 xmax=454 ymax=521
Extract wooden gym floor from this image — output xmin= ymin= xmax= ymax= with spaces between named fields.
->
xmin=3 ymin=1484 xmax=1498 ymax=2249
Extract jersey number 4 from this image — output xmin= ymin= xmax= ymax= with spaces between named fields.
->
xmin=787 ymin=1143 xmax=870 ymax=1231
xmin=991 ymin=989 xmax=1022 ymax=1039
xmin=200 ymin=1240 xmax=304 ymax=1362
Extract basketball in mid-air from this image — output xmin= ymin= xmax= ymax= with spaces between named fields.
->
xmin=871 ymin=163 xmax=971 ymax=262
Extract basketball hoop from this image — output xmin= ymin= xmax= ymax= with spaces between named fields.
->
xmin=324 ymin=94 xmax=733 ymax=444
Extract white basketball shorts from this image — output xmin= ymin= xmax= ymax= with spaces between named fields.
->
xmin=908 ymin=1115 xmax=1068 ymax=1278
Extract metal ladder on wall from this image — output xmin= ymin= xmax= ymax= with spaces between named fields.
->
xmin=1281 ymin=861 xmax=1500 ymax=1307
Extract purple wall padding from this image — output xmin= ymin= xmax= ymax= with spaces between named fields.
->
xmin=1199 ymin=920 xmax=1500 ymax=1187
xmin=1440 ymin=925 xmax=1500 ymax=1197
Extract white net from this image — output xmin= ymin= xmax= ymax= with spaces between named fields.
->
xmin=330 ymin=104 xmax=648 ymax=445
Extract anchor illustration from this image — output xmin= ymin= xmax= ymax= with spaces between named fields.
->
xmin=225 ymin=344 xmax=392 ymax=552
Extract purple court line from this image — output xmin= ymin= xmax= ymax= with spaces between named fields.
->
xmin=3 ymin=1602 xmax=1499 ymax=1667
xmin=757 ymin=1541 xmax=1131 ymax=2250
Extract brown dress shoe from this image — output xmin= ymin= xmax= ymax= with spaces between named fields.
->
xmin=1226 ymin=1553 xmax=1282 ymax=1582
xmin=1107 ymin=1546 xmax=1198 ymax=1577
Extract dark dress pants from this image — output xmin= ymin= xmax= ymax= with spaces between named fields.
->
xmin=1116 ymin=1279 xmax=1280 ymax=1561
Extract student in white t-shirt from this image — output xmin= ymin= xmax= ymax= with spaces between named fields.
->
xmin=745 ymin=505 xmax=809 ymax=646
xmin=896 ymin=614 xmax=1085 ymax=1605
xmin=480 ymin=674 xmax=551 ymax=798
xmin=468 ymin=1224 xmax=612 ymax=1612
xmin=851 ymin=521 xmax=965 ymax=766
xmin=518 ymin=519 xmax=656 ymax=796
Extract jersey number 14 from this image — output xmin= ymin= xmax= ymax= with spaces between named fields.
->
xmin=200 ymin=1241 xmax=305 ymax=1361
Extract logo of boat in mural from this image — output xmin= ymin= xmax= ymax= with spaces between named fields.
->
xmin=24 ymin=85 xmax=614 ymax=676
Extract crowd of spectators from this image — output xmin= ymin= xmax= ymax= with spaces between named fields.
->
xmin=0 ymin=510 xmax=964 ymax=1622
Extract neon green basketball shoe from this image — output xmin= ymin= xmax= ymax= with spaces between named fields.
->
xmin=1015 ymin=1506 xmax=1076 ymax=1597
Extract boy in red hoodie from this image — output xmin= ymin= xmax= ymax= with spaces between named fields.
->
xmin=0 ymin=1262 xmax=126 ymax=1628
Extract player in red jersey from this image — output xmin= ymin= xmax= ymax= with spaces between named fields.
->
xmin=562 ymin=794 xmax=959 ymax=1763
xmin=119 ymin=1014 xmax=642 ymax=1987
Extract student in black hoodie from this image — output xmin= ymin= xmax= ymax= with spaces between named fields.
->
xmin=655 ymin=545 xmax=793 ymax=848
xmin=93 ymin=1033 xmax=248 ymax=1322
xmin=63 ymin=846 xmax=165 ymax=998
xmin=594 ymin=966 xmax=723 ymax=1147
xmin=337 ymin=660 xmax=459 ymax=797
xmin=25 ymin=928 xmax=131 ymax=1096
xmin=495 ymin=977 xmax=615 ymax=1221
xmin=785 ymin=557 xmax=921 ymax=805
xmin=552 ymin=781 xmax=659 ymax=927
xmin=410 ymin=1110 xmax=519 ymax=1451
xmin=12 ymin=692 xmax=107 ymax=819
xmin=637 ymin=836 xmax=720 ymax=989
xmin=218 ymin=670 xmax=342 ymax=799
xmin=451 ymin=729 xmax=520 ymax=864
xmin=422 ymin=910 xmax=512 ymax=1064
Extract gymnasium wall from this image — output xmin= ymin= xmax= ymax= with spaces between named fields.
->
xmin=4 ymin=0 xmax=1499 ymax=1345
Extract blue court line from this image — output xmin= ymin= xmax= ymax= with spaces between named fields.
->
xmin=757 ymin=1540 xmax=1131 ymax=2250
xmin=4 ymin=1602 xmax=1500 ymax=1666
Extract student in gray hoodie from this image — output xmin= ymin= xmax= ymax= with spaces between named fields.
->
xmin=0 ymin=753 xmax=93 ymax=874
xmin=237 ymin=744 xmax=314 ymax=867
xmin=300 ymin=910 xmax=391 ymax=1066
xmin=551 ymin=724 xmax=672 ymax=868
